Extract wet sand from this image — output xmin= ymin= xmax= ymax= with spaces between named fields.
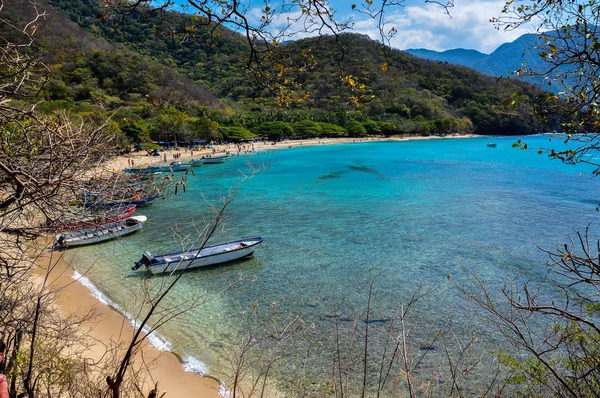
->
xmin=34 ymin=251 xmax=221 ymax=397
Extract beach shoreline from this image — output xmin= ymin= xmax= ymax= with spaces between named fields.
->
xmin=107 ymin=134 xmax=477 ymax=172
xmin=50 ymin=133 xmax=477 ymax=396
xmin=34 ymin=250 xmax=222 ymax=397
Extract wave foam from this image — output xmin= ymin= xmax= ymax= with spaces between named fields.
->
xmin=72 ymin=270 xmax=173 ymax=353
xmin=219 ymin=383 xmax=231 ymax=398
xmin=72 ymin=270 xmax=114 ymax=307
xmin=182 ymin=354 xmax=209 ymax=375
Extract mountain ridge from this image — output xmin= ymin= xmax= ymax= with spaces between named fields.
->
xmin=405 ymin=33 xmax=559 ymax=90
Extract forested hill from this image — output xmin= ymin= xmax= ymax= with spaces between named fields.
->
xmin=46 ymin=0 xmax=253 ymax=99
xmin=4 ymin=0 xmax=221 ymax=109
xmin=8 ymin=0 xmax=554 ymax=143
xmin=282 ymin=34 xmax=548 ymax=135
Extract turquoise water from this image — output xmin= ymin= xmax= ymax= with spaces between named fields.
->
xmin=65 ymin=136 xmax=600 ymax=392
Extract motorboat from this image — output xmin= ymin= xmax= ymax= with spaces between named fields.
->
xmin=157 ymin=161 xmax=192 ymax=172
xmin=186 ymin=159 xmax=204 ymax=167
xmin=132 ymin=237 xmax=264 ymax=274
xmin=55 ymin=215 xmax=147 ymax=248
xmin=201 ymin=154 xmax=228 ymax=164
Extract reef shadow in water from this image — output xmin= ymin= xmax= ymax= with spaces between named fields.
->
xmin=317 ymin=171 xmax=348 ymax=181
xmin=346 ymin=165 xmax=385 ymax=179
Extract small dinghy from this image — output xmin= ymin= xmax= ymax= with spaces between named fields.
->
xmin=132 ymin=237 xmax=264 ymax=274
xmin=55 ymin=215 xmax=147 ymax=248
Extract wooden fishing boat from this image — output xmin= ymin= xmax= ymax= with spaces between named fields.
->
xmin=86 ymin=194 xmax=159 ymax=209
xmin=186 ymin=159 xmax=204 ymax=167
xmin=124 ymin=166 xmax=161 ymax=174
xmin=157 ymin=161 xmax=191 ymax=172
xmin=201 ymin=154 xmax=228 ymax=164
xmin=132 ymin=237 xmax=264 ymax=274
xmin=55 ymin=215 xmax=147 ymax=248
xmin=48 ymin=205 xmax=136 ymax=232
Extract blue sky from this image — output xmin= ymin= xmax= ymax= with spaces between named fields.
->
xmin=172 ymin=1 xmax=534 ymax=53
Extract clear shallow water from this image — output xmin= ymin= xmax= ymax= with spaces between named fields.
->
xmin=65 ymin=136 xmax=600 ymax=392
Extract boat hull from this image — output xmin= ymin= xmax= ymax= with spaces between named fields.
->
xmin=56 ymin=215 xmax=147 ymax=248
xmin=201 ymin=154 xmax=228 ymax=164
xmin=186 ymin=160 xmax=203 ymax=167
xmin=49 ymin=205 xmax=136 ymax=232
xmin=136 ymin=237 xmax=263 ymax=274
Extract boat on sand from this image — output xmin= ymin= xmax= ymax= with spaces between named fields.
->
xmin=55 ymin=215 xmax=147 ymax=248
xmin=132 ymin=237 xmax=264 ymax=274
xmin=48 ymin=205 xmax=136 ymax=232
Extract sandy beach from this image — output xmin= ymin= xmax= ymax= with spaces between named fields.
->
xmin=46 ymin=134 xmax=475 ymax=396
xmin=34 ymin=250 xmax=222 ymax=397
xmin=107 ymin=134 xmax=476 ymax=172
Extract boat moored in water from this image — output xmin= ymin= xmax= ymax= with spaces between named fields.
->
xmin=132 ymin=237 xmax=264 ymax=274
xmin=86 ymin=194 xmax=158 ymax=209
xmin=157 ymin=161 xmax=192 ymax=172
xmin=55 ymin=215 xmax=147 ymax=248
xmin=487 ymin=143 xmax=497 ymax=148
xmin=201 ymin=153 xmax=228 ymax=164
xmin=186 ymin=159 xmax=204 ymax=167
xmin=124 ymin=166 xmax=161 ymax=174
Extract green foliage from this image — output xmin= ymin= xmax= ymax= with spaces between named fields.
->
xmin=256 ymin=121 xmax=294 ymax=140
xmin=293 ymin=120 xmax=322 ymax=137
xmin=345 ymin=120 xmax=367 ymax=137
xmin=190 ymin=116 xmax=221 ymax=141
xmin=220 ymin=126 xmax=256 ymax=141
xmin=42 ymin=1 xmax=551 ymax=136
xmin=316 ymin=122 xmax=346 ymax=136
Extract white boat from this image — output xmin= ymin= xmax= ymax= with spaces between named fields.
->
xmin=55 ymin=215 xmax=147 ymax=247
xmin=186 ymin=159 xmax=203 ymax=167
xmin=132 ymin=237 xmax=264 ymax=274
xmin=201 ymin=154 xmax=228 ymax=164
xmin=157 ymin=161 xmax=192 ymax=172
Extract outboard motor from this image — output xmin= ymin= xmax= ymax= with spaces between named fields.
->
xmin=56 ymin=235 xmax=66 ymax=247
xmin=132 ymin=251 xmax=154 ymax=270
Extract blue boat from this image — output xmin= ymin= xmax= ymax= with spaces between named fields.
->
xmin=124 ymin=166 xmax=161 ymax=174
xmin=85 ymin=194 xmax=159 ymax=209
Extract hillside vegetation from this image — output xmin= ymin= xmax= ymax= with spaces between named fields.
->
xmin=7 ymin=0 xmax=556 ymax=146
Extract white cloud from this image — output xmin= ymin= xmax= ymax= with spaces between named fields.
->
xmin=351 ymin=1 xmax=533 ymax=53
xmin=241 ymin=0 xmax=534 ymax=52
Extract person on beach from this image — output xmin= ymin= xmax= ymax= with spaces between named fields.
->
xmin=0 ymin=340 xmax=9 ymax=398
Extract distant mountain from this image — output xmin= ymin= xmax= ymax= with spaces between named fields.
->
xmin=404 ymin=48 xmax=487 ymax=68
xmin=406 ymin=34 xmax=559 ymax=90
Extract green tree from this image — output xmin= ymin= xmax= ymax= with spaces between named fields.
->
xmin=345 ymin=119 xmax=367 ymax=137
xmin=256 ymin=121 xmax=294 ymax=140
xmin=220 ymin=126 xmax=255 ymax=141
xmin=293 ymin=120 xmax=322 ymax=137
